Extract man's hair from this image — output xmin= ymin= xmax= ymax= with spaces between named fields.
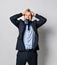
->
xmin=25 ymin=8 xmax=33 ymax=18
xmin=26 ymin=8 xmax=31 ymax=12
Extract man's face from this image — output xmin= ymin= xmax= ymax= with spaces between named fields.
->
xmin=24 ymin=11 xmax=32 ymax=21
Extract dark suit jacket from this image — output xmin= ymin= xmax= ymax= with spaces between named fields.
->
xmin=10 ymin=13 xmax=47 ymax=51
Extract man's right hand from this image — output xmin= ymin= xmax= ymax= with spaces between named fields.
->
xmin=22 ymin=11 xmax=26 ymax=16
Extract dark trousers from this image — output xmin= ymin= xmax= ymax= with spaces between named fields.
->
xmin=16 ymin=50 xmax=38 ymax=65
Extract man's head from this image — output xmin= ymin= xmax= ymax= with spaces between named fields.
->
xmin=23 ymin=9 xmax=33 ymax=21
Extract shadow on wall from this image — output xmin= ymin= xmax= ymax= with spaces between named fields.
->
xmin=37 ymin=27 xmax=53 ymax=65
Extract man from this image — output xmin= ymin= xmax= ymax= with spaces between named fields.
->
xmin=10 ymin=9 xmax=47 ymax=65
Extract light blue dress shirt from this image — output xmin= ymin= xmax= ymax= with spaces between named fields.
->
xmin=23 ymin=20 xmax=35 ymax=50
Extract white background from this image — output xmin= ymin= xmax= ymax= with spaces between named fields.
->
xmin=0 ymin=0 xmax=57 ymax=65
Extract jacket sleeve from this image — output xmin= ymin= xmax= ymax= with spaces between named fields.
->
xmin=34 ymin=14 xmax=47 ymax=28
xmin=10 ymin=13 xmax=23 ymax=28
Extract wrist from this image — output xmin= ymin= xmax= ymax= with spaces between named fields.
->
xmin=21 ymin=13 xmax=23 ymax=16
xmin=33 ymin=13 xmax=36 ymax=17
xmin=19 ymin=13 xmax=23 ymax=16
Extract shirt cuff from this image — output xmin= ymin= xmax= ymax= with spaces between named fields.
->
xmin=34 ymin=13 xmax=36 ymax=17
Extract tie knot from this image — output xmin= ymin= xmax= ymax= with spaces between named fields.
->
xmin=26 ymin=21 xmax=28 ymax=25
xmin=25 ymin=19 xmax=29 ymax=25
xmin=25 ymin=19 xmax=32 ymax=25
xmin=24 ymin=19 xmax=31 ymax=30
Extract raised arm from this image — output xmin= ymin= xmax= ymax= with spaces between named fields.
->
xmin=10 ymin=13 xmax=23 ymax=28
xmin=34 ymin=13 xmax=47 ymax=28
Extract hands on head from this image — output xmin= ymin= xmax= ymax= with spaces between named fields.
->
xmin=22 ymin=9 xmax=34 ymax=16
xmin=22 ymin=9 xmax=34 ymax=21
